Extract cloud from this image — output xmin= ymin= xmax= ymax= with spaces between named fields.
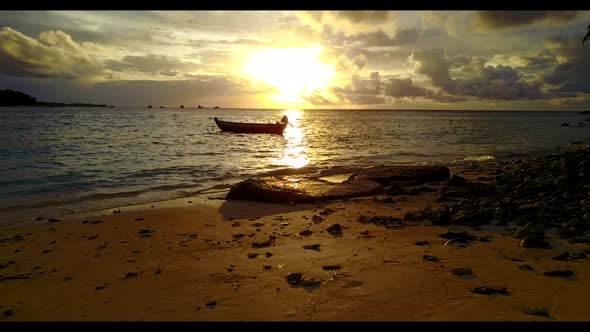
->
xmin=411 ymin=48 xmax=546 ymax=100
xmin=105 ymin=54 xmax=199 ymax=76
xmin=383 ymin=77 xmax=435 ymax=98
xmin=296 ymin=11 xmax=400 ymax=37
xmin=0 ymin=26 xmax=103 ymax=79
xmin=475 ymin=11 xmax=579 ymax=30
xmin=322 ymin=26 xmax=419 ymax=47
xmin=543 ymin=34 xmax=590 ymax=94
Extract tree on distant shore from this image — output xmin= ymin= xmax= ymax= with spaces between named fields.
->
xmin=0 ymin=89 xmax=37 ymax=106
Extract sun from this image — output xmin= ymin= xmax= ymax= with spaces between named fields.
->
xmin=241 ymin=46 xmax=335 ymax=104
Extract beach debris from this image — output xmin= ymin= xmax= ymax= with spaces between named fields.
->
xmin=543 ymin=270 xmax=575 ymax=278
xmin=247 ymin=253 xmax=258 ymax=259
xmin=299 ymin=230 xmax=313 ymax=236
xmin=415 ymin=240 xmax=430 ymax=246
xmin=522 ymin=306 xmax=550 ymax=317
xmin=312 ymin=215 xmax=324 ymax=224
xmin=322 ymin=264 xmax=341 ymax=271
xmin=423 ymin=255 xmax=440 ymax=262
xmin=327 ymin=224 xmax=343 ymax=236
xmin=124 ymin=272 xmax=139 ymax=279
xmin=265 ymin=252 xmax=273 ymax=258
xmin=48 ymin=218 xmax=62 ymax=223
xmin=450 ymin=267 xmax=473 ymax=276
xmin=303 ymin=244 xmax=321 ymax=250
xmin=470 ymin=285 xmax=508 ymax=295
xmin=519 ymin=264 xmax=534 ymax=271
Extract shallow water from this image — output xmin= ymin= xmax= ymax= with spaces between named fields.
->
xmin=0 ymin=107 xmax=589 ymax=223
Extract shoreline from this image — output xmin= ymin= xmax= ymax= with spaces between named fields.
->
xmin=2 ymin=147 xmax=590 ymax=320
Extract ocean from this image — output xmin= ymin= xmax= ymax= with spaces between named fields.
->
xmin=1 ymin=107 xmax=589 ymax=224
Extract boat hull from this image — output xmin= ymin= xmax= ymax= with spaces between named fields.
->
xmin=214 ymin=118 xmax=287 ymax=135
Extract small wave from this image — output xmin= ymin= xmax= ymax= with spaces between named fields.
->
xmin=462 ymin=155 xmax=495 ymax=162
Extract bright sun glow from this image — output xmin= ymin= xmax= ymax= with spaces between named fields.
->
xmin=241 ymin=47 xmax=334 ymax=104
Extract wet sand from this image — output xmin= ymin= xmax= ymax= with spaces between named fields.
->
xmin=1 ymin=165 xmax=590 ymax=321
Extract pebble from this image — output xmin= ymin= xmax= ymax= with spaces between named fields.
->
xmin=470 ymin=285 xmax=508 ymax=295
xmin=423 ymin=255 xmax=439 ymax=262
xmin=523 ymin=306 xmax=549 ymax=317
xmin=303 ymin=244 xmax=321 ymax=250
xmin=450 ymin=267 xmax=473 ymax=276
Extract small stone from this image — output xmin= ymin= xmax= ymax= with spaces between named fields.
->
xmin=154 ymin=268 xmax=162 ymax=274
xmin=299 ymin=230 xmax=313 ymax=236
xmin=519 ymin=237 xmax=551 ymax=249
xmin=4 ymin=309 xmax=15 ymax=316
xmin=232 ymin=233 xmax=244 ymax=239
xmin=523 ymin=306 xmax=549 ymax=317
xmin=470 ymin=285 xmax=508 ymax=295
xmin=231 ymin=221 xmax=240 ymax=227
xmin=286 ymin=272 xmax=303 ymax=285
xmin=552 ymin=252 xmax=570 ymax=261
xmin=252 ymin=240 xmax=272 ymax=248
xmin=450 ymin=267 xmax=473 ymax=276
xmin=312 ymin=215 xmax=323 ymax=224
xmin=138 ymin=229 xmax=152 ymax=234
xmin=228 ymin=216 xmax=235 ymax=221
xmin=322 ymin=264 xmax=341 ymax=270
xmin=519 ymin=264 xmax=534 ymax=271
xmin=265 ymin=252 xmax=273 ymax=258
xmin=41 ymin=249 xmax=52 ymax=254
xmin=206 ymin=301 xmax=216 ymax=307
xmin=423 ymin=255 xmax=439 ymax=262
xmin=327 ymin=224 xmax=343 ymax=236
xmin=125 ymin=272 xmax=139 ymax=278
xmin=415 ymin=240 xmax=430 ymax=246
xmin=263 ymin=265 xmax=272 ymax=270
xmin=247 ymin=253 xmax=258 ymax=259
xmin=63 ymin=276 xmax=72 ymax=281
xmin=135 ymin=218 xmax=144 ymax=221
xmin=48 ymin=218 xmax=62 ymax=223
xmin=303 ymin=244 xmax=321 ymax=250
xmin=543 ymin=270 xmax=574 ymax=278
xmin=299 ymin=279 xmax=321 ymax=287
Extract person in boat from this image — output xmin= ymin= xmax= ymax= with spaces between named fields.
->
xmin=277 ymin=115 xmax=289 ymax=124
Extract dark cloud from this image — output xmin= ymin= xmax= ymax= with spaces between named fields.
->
xmin=322 ymin=26 xmax=419 ymax=47
xmin=384 ymin=77 xmax=435 ymax=98
xmin=0 ymin=26 xmax=103 ymax=79
xmin=475 ymin=11 xmax=579 ymax=30
xmin=412 ymin=49 xmax=546 ymax=100
xmin=543 ymin=34 xmax=590 ymax=94
xmin=105 ymin=54 xmax=199 ymax=76
xmin=303 ymin=92 xmax=334 ymax=105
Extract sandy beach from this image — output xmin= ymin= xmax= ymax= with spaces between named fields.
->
xmin=2 ymin=158 xmax=590 ymax=321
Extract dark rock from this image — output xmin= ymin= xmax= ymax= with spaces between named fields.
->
xmin=206 ymin=301 xmax=216 ymax=307
xmin=322 ymin=264 xmax=341 ymax=270
xmin=415 ymin=240 xmax=430 ymax=246
xmin=4 ymin=309 xmax=15 ymax=316
xmin=519 ymin=237 xmax=551 ymax=249
xmin=135 ymin=218 xmax=144 ymax=221
xmin=41 ymin=249 xmax=52 ymax=254
xmin=450 ymin=267 xmax=473 ymax=276
xmin=477 ymin=235 xmax=493 ymax=242
xmin=446 ymin=175 xmax=469 ymax=187
xmin=48 ymin=218 xmax=61 ymax=223
xmin=543 ymin=270 xmax=574 ymax=278
xmin=138 ymin=229 xmax=152 ymax=234
xmin=96 ymin=284 xmax=108 ymax=290
xmin=519 ymin=264 xmax=534 ymax=271
xmin=569 ymin=251 xmax=588 ymax=260
xmin=232 ymin=234 xmax=244 ymax=239
xmin=263 ymin=265 xmax=272 ymax=270
xmin=124 ymin=272 xmax=139 ymax=278
xmin=0 ymin=274 xmax=32 ymax=281
xmin=561 ymin=123 xmax=570 ymax=127
xmin=63 ymin=276 xmax=72 ymax=281
xmin=423 ymin=255 xmax=440 ymax=262
xmin=252 ymin=240 xmax=272 ymax=248
xmin=35 ymin=216 xmax=44 ymax=220
xmin=312 ymin=215 xmax=324 ymax=224
xmin=299 ymin=230 xmax=313 ymax=236
xmin=303 ymin=244 xmax=321 ymax=250
xmin=439 ymin=231 xmax=477 ymax=242
xmin=523 ymin=306 xmax=549 ymax=317
xmin=299 ymin=279 xmax=322 ymax=287
xmin=371 ymin=216 xmax=405 ymax=227
xmin=327 ymin=224 xmax=343 ymax=236
xmin=552 ymin=252 xmax=570 ymax=261
xmin=381 ymin=196 xmax=395 ymax=203
xmin=265 ymin=252 xmax=273 ymax=258
xmin=247 ymin=253 xmax=258 ymax=259
xmin=155 ymin=268 xmax=163 ymax=274
xmin=515 ymin=222 xmax=545 ymax=240
xmin=470 ymin=285 xmax=508 ymax=295
xmin=286 ymin=273 xmax=303 ymax=285
xmin=350 ymin=165 xmax=450 ymax=186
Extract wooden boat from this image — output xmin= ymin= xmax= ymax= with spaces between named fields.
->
xmin=214 ymin=116 xmax=289 ymax=135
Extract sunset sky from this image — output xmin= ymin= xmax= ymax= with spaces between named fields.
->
xmin=1 ymin=11 xmax=590 ymax=110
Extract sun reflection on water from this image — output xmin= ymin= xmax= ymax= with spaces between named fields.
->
xmin=275 ymin=109 xmax=309 ymax=169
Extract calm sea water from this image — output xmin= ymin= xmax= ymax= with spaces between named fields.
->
xmin=1 ymin=107 xmax=589 ymax=223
